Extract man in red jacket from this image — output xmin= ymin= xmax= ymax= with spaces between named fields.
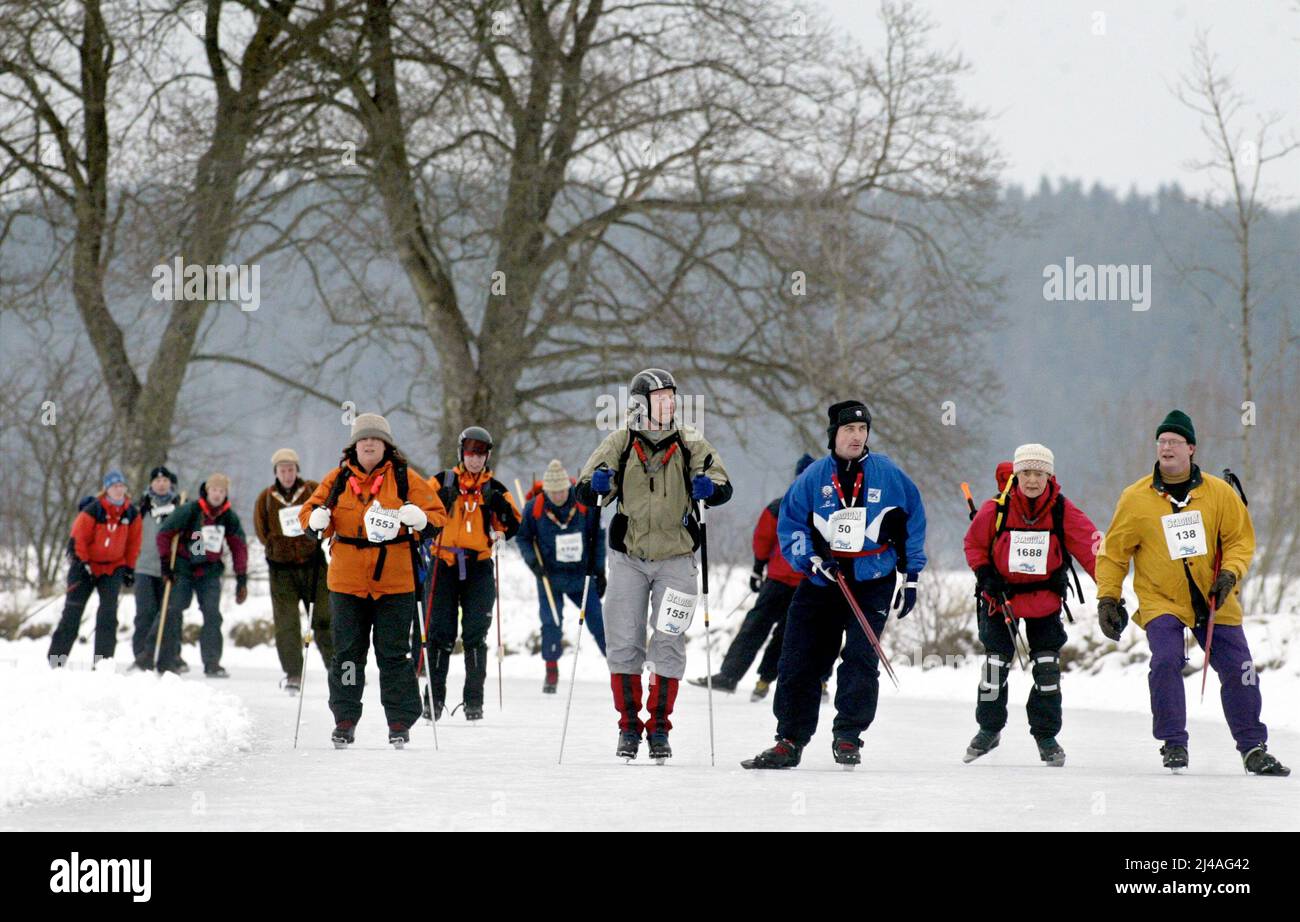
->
xmin=48 ymin=470 xmax=143 ymax=668
xmin=689 ymin=455 xmax=813 ymax=700
xmin=962 ymin=444 xmax=1099 ymax=766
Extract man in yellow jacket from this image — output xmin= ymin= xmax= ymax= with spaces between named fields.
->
xmin=1096 ymin=410 xmax=1288 ymax=776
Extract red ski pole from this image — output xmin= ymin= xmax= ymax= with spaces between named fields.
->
xmin=833 ymin=570 xmax=900 ymax=689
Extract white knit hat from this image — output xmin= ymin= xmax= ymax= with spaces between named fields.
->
xmin=541 ymin=459 xmax=570 ymax=493
xmin=271 ymin=447 xmax=300 ymax=468
xmin=1013 ymin=443 xmax=1055 ymax=476
xmin=349 ymin=413 xmax=394 ymax=448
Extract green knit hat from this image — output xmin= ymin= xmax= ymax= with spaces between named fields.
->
xmin=1156 ymin=409 xmax=1196 ymax=445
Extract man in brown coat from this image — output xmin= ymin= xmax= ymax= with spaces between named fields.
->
xmin=254 ymin=447 xmax=333 ymax=691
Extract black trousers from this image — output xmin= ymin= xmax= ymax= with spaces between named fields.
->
xmin=418 ymin=556 xmax=496 ymax=708
xmin=48 ymin=567 xmax=124 ymax=665
xmin=718 ymin=579 xmax=797 ymax=684
xmin=975 ymin=607 xmax=1067 ymax=740
xmin=328 ymin=590 xmax=421 ymax=728
xmin=773 ymin=573 xmax=894 ymax=746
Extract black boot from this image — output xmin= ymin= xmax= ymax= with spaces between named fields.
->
xmin=741 ymin=738 xmax=803 ymax=770
xmin=422 ymin=687 xmax=444 ymax=721
xmin=617 ymin=731 xmax=640 ymax=760
xmin=1161 ymin=743 xmax=1189 ymax=772
xmin=648 ymin=730 xmax=672 ymax=761
xmin=1243 ymin=745 xmax=1290 ymax=776
xmin=388 ymin=723 xmax=410 ymax=749
xmin=687 ymin=674 xmax=736 ymax=693
xmin=832 ymin=736 xmax=862 ymax=768
xmin=463 ymin=642 xmax=488 ymax=716
xmin=1036 ymin=736 xmax=1066 ymax=767
xmin=331 ymin=721 xmax=355 ymax=749
xmin=963 ymin=729 xmax=1001 ymax=764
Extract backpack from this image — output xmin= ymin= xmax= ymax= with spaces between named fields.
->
xmin=608 ymin=429 xmax=701 ymax=552
xmin=989 ymin=475 xmax=1082 ymax=622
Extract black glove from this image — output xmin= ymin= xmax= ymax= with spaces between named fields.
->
xmin=160 ymin=557 xmax=174 ymax=583
xmin=1098 ymin=597 xmax=1128 ymax=641
xmin=118 ymin=566 xmax=135 ymax=588
xmin=749 ymin=560 xmax=765 ymax=594
xmin=595 ymin=571 xmax=607 ymax=599
xmin=1209 ymin=570 xmax=1236 ymax=610
xmin=487 ymin=489 xmax=513 ymax=518
xmin=235 ymin=573 xmax=248 ymax=606
xmin=527 ymin=559 xmax=544 ymax=579
xmin=974 ymin=564 xmax=1006 ymax=598
xmin=68 ymin=557 xmax=90 ymax=586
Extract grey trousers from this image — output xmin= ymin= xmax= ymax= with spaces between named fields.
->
xmin=604 ymin=549 xmax=699 ymax=679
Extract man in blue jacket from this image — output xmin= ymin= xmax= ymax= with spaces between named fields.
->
xmin=743 ymin=400 xmax=927 ymax=769
xmin=518 ymin=460 xmax=607 ymax=693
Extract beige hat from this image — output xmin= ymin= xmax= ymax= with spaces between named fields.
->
xmin=271 ymin=447 xmax=300 ymax=468
xmin=206 ymin=472 xmax=231 ymax=493
xmin=349 ymin=413 xmax=394 ymax=448
xmin=1013 ymin=443 xmax=1055 ymax=477
xmin=541 ymin=459 xmax=571 ymax=494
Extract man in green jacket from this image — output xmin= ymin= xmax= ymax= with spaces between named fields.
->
xmin=576 ymin=369 xmax=731 ymax=762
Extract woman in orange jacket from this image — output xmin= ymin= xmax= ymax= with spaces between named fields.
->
xmin=421 ymin=426 xmax=520 ymax=721
xmin=300 ymin=413 xmax=447 ymax=749
xmin=48 ymin=469 xmax=143 ymax=668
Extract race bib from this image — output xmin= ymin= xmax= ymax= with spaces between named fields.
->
xmin=1162 ymin=510 xmax=1207 ymax=560
xmin=277 ymin=505 xmax=304 ymax=538
xmin=828 ymin=507 xmax=866 ymax=553
xmin=364 ymin=500 xmax=400 ymax=544
xmin=655 ymin=587 xmax=697 ymax=636
xmin=1007 ymin=530 xmax=1049 ymax=576
xmin=200 ymin=524 xmax=225 ymax=554
xmin=554 ymin=532 xmax=583 ymax=563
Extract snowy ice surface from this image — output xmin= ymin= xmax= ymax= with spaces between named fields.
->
xmin=2 ymin=552 xmax=1296 ymax=830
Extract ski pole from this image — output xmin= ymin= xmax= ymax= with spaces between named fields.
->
xmin=493 ymin=538 xmax=504 ymax=710
xmin=416 ymin=535 xmax=443 ymax=677
xmin=293 ymin=546 xmax=325 ymax=749
xmin=961 ymin=482 xmax=977 ymax=520
xmin=18 ymin=579 xmax=85 ymax=629
xmin=833 ymin=570 xmax=900 ymax=689
xmin=559 ymin=492 xmax=602 ymax=765
xmin=697 ymin=493 xmax=716 ymax=768
xmin=1200 ymin=545 xmax=1223 ymax=704
xmin=408 ymin=535 xmax=440 ymax=747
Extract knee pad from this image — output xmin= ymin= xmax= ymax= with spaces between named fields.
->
xmin=1031 ymin=651 xmax=1061 ymax=695
xmin=980 ymin=654 xmax=1010 ymax=694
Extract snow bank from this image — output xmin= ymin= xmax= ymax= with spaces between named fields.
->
xmin=0 ymin=661 xmax=253 ymax=811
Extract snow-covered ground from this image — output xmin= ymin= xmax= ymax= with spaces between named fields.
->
xmin=1 ymin=662 xmax=252 ymax=811
xmin=2 ymin=552 xmax=1296 ymax=830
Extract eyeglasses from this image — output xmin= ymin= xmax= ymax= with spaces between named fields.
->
xmin=1155 ymin=438 xmax=1188 ymax=448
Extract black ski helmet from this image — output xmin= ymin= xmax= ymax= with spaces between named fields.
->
xmin=458 ymin=426 xmax=493 ymax=462
xmin=628 ymin=368 xmax=677 ymax=426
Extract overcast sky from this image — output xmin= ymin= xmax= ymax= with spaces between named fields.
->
xmin=821 ymin=0 xmax=1300 ymax=202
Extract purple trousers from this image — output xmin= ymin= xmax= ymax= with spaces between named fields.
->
xmin=1146 ymin=613 xmax=1266 ymax=752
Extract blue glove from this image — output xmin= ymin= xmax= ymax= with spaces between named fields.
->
xmin=691 ymin=474 xmax=715 ymax=501
xmin=591 ymin=467 xmax=613 ymax=495
xmin=891 ymin=574 xmax=919 ymax=619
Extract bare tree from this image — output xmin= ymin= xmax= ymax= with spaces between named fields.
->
xmin=0 ymin=0 xmax=355 ymax=488
xmin=1173 ymin=32 xmax=1300 ymax=609
xmin=263 ymin=0 xmax=1004 ymax=463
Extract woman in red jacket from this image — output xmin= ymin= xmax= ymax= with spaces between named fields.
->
xmin=962 ymin=444 xmax=1099 ymax=767
xmin=48 ymin=470 xmax=143 ymax=668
